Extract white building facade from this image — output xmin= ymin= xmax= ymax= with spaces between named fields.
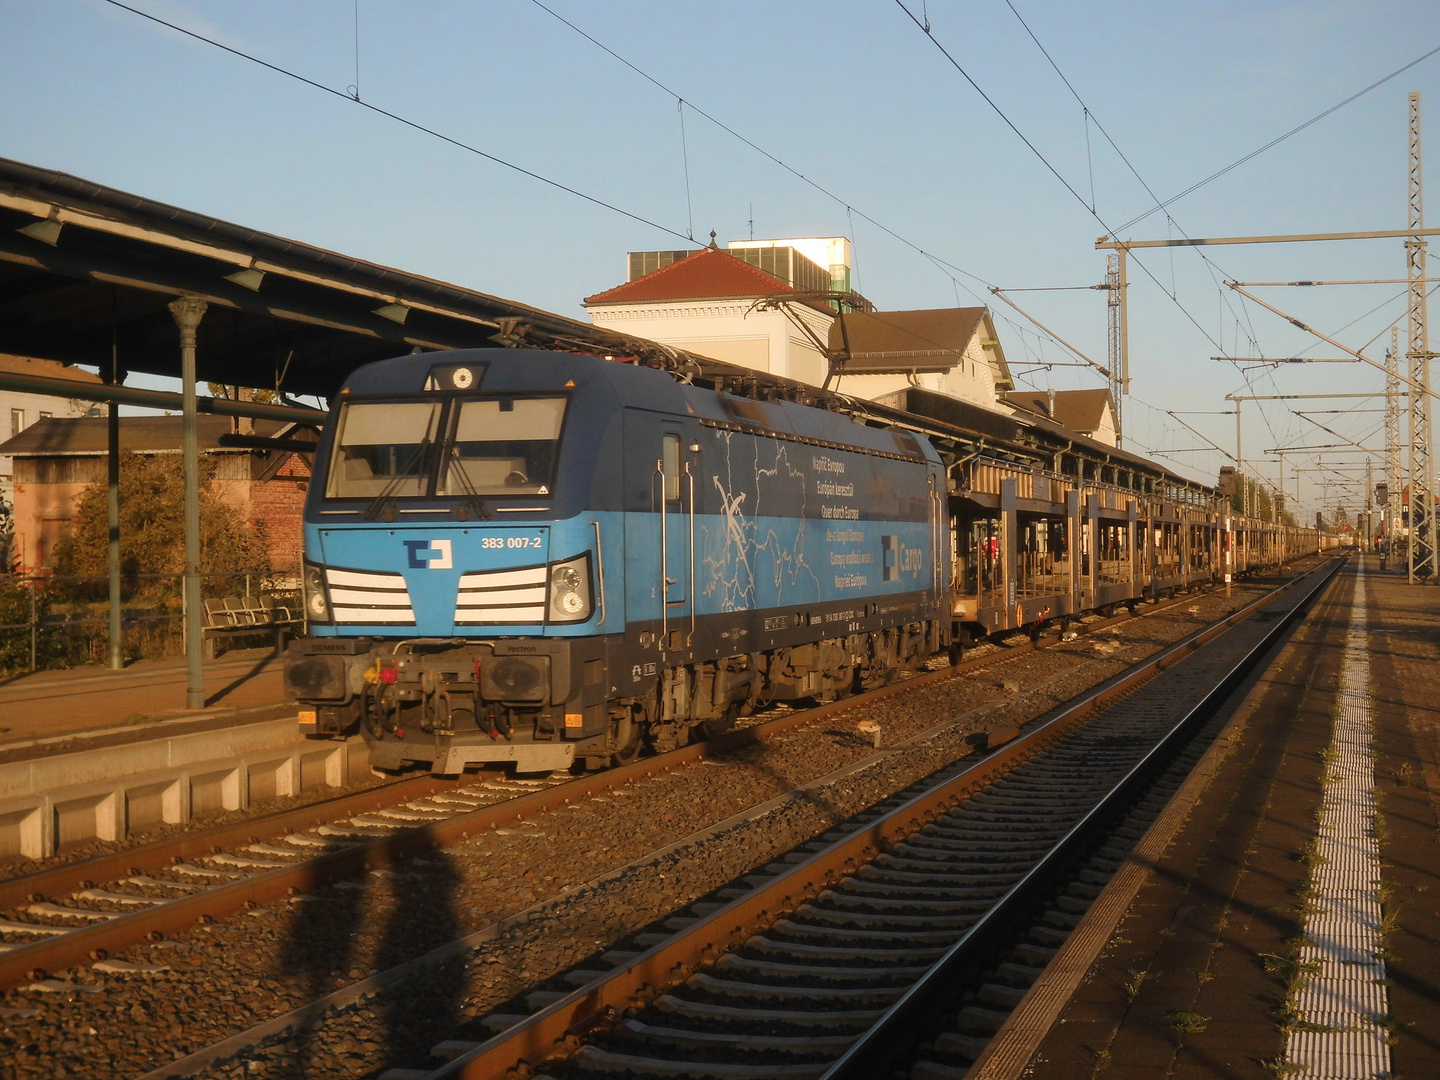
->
xmin=588 ymin=296 xmax=835 ymax=386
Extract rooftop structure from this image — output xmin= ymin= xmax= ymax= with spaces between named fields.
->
xmin=1002 ymin=388 xmax=1119 ymax=448
xmin=587 ymin=243 xmax=838 ymax=385
xmin=728 ymin=237 xmax=854 ymax=294
xmin=625 ymin=236 xmax=856 ymax=296
xmin=827 ymin=307 xmax=1013 ymax=412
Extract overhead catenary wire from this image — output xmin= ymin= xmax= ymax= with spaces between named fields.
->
xmin=104 ymin=0 xmax=1373 ymax=513
xmin=999 ymin=0 xmax=1438 ymax=444
xmin=1113 ymin=41 xmax=1440 ymax=233
xmin=1001 ymin=2 xmax=1269 ymax=365
xmin=528 ymin=0 xmax=1142 ymax=391
xmin=896 ymin=0 xmax=1258 ymax=377
xmin=528 ymin=0 xmax=999 ymax=300
xmin=103 ymin=0 xmax=697 ymax=244
xmin=677 ymin=100 xmax=695 ymax=241
xmin=993 ymin=1 xmax=1419 ymax=503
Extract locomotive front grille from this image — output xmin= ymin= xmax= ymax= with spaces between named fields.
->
xmin=325 ymin=567 xmax=416 ymax=625
xmin=455 ymin=565 xmax=547 ymax=625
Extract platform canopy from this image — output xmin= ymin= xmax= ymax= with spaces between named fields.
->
xmin=0 ymin=157 xmax=652 ymax=403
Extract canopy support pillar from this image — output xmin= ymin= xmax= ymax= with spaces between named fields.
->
xmin=170 ymin=295 xmax=208 ymax=710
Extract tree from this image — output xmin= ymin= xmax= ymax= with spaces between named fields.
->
xmin=208 ymin=383 xmax=280 ymax=405
xmin=1228 ymin=473 xmax=1292 ymax=524
xmin=54 ymin=452 xmax=269 ymax=600
xmin=0 ymin=496 xmax=13 ymax=573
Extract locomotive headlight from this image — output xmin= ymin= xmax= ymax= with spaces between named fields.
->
xmin=547 ymin=554 xmax=592 ymax=623
xmin=302 ymin=562 xmax=332 ymax=624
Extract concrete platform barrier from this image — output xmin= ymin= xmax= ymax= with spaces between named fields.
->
xmin=0 ymin=721 xmax=370 ymax=859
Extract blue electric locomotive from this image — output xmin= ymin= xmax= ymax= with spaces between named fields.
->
xmin=284 ymin=348 xmax=951 ymax=774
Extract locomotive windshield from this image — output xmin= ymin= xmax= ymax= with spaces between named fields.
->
xmin=324 ymin=401 xmax=440 ymax=499
xmin=440 ymin=396 xmax=566 ymax=496
xmin=322 ymin=395 xmax=567 ymax=500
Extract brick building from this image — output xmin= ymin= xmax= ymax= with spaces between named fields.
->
xmin=0 ymin=415 xmax=312 ymax=574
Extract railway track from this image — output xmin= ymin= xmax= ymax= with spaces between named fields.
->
xmin=408 ymin=556 xmax=1342 ymax=1080
xmin=0 ymin=573 xmax=1275 ymax=999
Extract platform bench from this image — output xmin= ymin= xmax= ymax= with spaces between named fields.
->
xmin=201 ymin=596 xmax=296 ymax=659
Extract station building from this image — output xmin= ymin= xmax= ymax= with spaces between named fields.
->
xmin=585 ymin=241 xmax=841 ymax=385
xmin=585 ymin=237 xmax=1017 ymax=415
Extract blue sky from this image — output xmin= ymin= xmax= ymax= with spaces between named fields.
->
xmin=4 ymin=0 xmax=1438 ymax=518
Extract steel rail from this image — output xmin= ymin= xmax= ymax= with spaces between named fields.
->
xmin=822 ymin=554 xmax=1346 ymax=1079
xmin=0 ymin=625 xmax=1078 ymax=988
xmin=426 ymin=556 xmax=1342 ymax=1079
xmin=0 ymin=565 xmax=1303 ymax=989
xmin=0 ymin=774 xmax=451 ymax=914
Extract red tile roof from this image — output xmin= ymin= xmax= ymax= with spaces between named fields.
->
xmin=584 ymin=246 xmax=796 ymax=305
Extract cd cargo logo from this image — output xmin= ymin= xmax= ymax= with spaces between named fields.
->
xmin=404 ymin=539 xmax=453 ymax=569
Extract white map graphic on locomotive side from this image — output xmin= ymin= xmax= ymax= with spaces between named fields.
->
xmin=701 ymin=428 xmax=821 ymax=612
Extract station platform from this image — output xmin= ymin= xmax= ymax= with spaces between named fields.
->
xmin=976 ymin=554 xmax=1440 ymax=1080
xmin=0 ymin=647 xmax=291 ymax=763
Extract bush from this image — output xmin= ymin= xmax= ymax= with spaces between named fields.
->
xmin=0 ymin=576 xmax=47 ymax=672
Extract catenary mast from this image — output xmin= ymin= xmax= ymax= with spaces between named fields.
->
xmin=1408 ymin=92 xmax=1437 ymax=581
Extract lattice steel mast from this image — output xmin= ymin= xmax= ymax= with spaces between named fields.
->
xmin=1385 ymin=325 xmax=1403 ymax=551
xmin=1106 ymin=252 xmax=1123 ymax=446
xmin=1408 ymin=92 xmax=1436 ymax=581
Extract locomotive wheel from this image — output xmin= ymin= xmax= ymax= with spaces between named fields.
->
xmin=700 ymin=703 xmax=739 ymax=740
xmin=609 ymin=705 xmax=643 ymax=765
xmin=361 ymin=684 xmax=385 ymax=740
xmin=947 ymin=641 xmax=964 ymax=666
xmin=613 ymin=735 xmax=642 ymax=765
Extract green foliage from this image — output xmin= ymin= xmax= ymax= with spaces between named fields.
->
xmin=1164 ymin=1010 xmax=1210 ymax=1033
xmin=0 ymin=496 xmax=13 ymax=572
xmin=1261 ymin=1058 xmax=1304 ymax=1077
xmin=207 ymin=383 xmax=280 ymax=405
xmin=53 ymin=452 xmax=269 ymax=600
xmin=0 ymin=576 xmax=50 ymax=671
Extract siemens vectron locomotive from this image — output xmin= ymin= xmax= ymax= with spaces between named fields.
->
xmin=284 ymin=349 xmax=950 ymax=774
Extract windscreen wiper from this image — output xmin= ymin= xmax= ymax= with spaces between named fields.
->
xmin=365 ymin=436 xmax=432 ymax=522
xmin=446 ymin=445 xmax=492 ymax=521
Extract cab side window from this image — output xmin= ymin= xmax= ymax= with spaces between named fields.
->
xmin=662 ymin=433 xmax=681 ymax=502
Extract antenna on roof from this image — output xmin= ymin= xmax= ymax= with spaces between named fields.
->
xmin=748 ymin=204 xmax=754 ymax=241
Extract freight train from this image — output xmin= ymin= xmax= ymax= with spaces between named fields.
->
xmin=283 ymin=348 xmax=1321 ymax=774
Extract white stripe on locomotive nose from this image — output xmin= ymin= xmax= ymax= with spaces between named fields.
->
xmin=325 ymin=568 xmax=408 ymax=589
xmin=328 ymin=588 xmax=415 ymax=606
xmin=454 ymin=606 xmax=545 ymax=623
xmin=457 ymin=567 xmax=547 ymax=588
xmin=455 ymin=587 xmax=547 ymax=606
xmin=332 ymin=607 xmax=416 ymax=623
